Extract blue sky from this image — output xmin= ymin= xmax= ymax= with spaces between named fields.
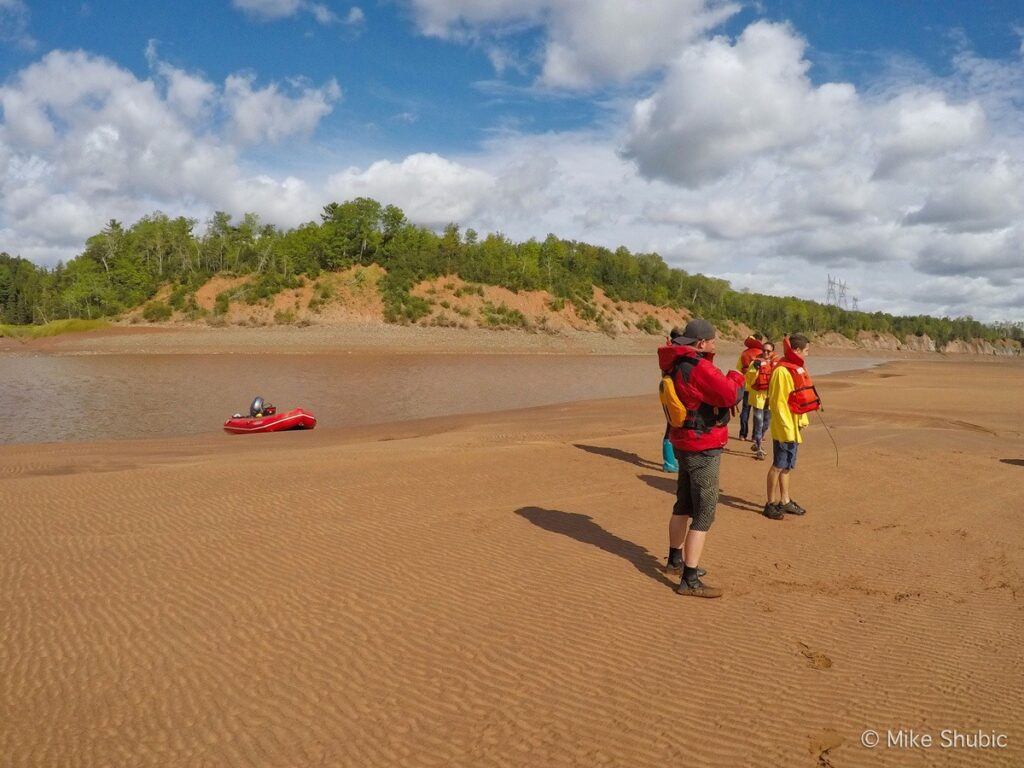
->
xmin=5 ymin=1 xmax=1021 ymax=156
xmin=1 ymin=0 xmax=1023 ymax=320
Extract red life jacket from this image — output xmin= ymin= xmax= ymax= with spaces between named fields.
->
xmin=659 ymin=344 xmax=734 ymax=435
xmin=752 ymin=358 xmax=775 ymax=391
xmin=778 ymin=337 xmax=820 ymax=414
xmin=659 ymin=346 xmax=733 ymax=436
xmin=738 ymin=336 xmax=763 ymax=371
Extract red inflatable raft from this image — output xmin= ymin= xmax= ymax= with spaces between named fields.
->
xmin=223 ymin=408 xmax=317 ymax=434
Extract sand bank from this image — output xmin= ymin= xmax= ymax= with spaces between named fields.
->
xmin=1 ymin=358 xmax=1022 ymax=766
xmin=0 ymin=320 xmax=920 ymax=359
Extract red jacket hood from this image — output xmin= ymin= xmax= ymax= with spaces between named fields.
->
xmin=782 ymin=336 xmax=805 ymax=367
xmin=659 ymin=343 xmax=714 ymax=372
xmin=679 ymin=345 xmax=716 ymax=364
xmin=744 ymin=336 xmax=763 ymax=351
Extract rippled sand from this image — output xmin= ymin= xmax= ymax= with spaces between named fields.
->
xmin=1 ymin=358 xmax=1022 ymax=766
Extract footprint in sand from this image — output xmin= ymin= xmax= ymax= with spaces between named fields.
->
xmin=797 ymin=642 xmax=833 ymax=670
xmin=807 ymin=729 xmax=844 ymax=767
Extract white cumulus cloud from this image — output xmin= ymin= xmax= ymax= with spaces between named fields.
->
xmin=872 ymin=91 xmax=986 ymax=179
xmin=327 ymin=153 xmax=496 ymax=228
xmin=225 ymin=74 xmax=341 ymax=144
xmin=406 ymin=0 xmax=738 ymax=89
xmin=0 ymin=49 xmax=339 ymax=264
xmin=623 ymin=22 xmax=858 ymax=187
xmin=609 ymin=20 xmax=1024 ymax=320
xmin=145 ymin=40 xmax=217 ymax=120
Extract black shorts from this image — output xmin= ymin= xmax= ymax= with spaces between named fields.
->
xmin=671 ymin=448 xmax=721 ymax=532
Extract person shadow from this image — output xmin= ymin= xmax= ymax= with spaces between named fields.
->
xmin=636 ymin=474 xmax=763 ymax=515
xmin=999 ymin=459 xmax=1024 ymax=467
xmin=573 ymin=443 xmax=662 ymax=471
xmin=514 ymin=507 xmax=675 ymax=588
xmin=576 ymin=441 xmax=750 ymax=467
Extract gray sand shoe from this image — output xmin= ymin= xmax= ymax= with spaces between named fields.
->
xmin=779 ymin=500 xmax=806 ymax=516
xmin=676 ymin=577 xmax=723 ymax=599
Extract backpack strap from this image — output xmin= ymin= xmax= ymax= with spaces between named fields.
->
xmin=671 ymin=356 xmax=730 ymax=435
xmin=672 ymin=355 xmax=698 ymax=381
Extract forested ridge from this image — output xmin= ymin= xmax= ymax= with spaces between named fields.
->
xmin=1 ymin=198 xmax=1021 ymax=346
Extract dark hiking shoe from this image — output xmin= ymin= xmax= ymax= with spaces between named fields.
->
xmin=750 ymin=442 xmax=759 ymax=452
xmin=676 ymin=576 xmax=723 ymax=599
xmin=779 ymin=500 xmax=806 ymax=516
xmin=664 ymin=560 xmax=705 ymax=578
xmin=763 ymin=502 xmax=784 ymax=520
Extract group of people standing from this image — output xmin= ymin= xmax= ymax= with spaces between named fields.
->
xmin=658 ymin=319 xmax=819 ymax=599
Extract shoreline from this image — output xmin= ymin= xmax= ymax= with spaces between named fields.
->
xmin=1 ymin=321 xmax=1017 ymax=360
xmin=0 ymin=359 xmax=891 ymax=453
xmin=1 ymin=351 xmax=890 ymax=447
xmin=2 ymin=356 xmax=1016 ymax=457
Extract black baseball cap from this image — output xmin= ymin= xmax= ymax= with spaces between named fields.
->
xmin=672 ymin=318 xmax=716 ymax=345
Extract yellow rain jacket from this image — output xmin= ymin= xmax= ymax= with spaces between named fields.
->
xmin=768 ymin=365 xmax=810 ymax=443
xmin=744 ymin=361 xmax=769 ymax=410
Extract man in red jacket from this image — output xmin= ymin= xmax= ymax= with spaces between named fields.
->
xmin=664 ymin=319 xmax=745 ymax=598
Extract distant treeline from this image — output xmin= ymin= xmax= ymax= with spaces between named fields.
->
xmin=1 ymin=197 xmax=1020 ymax=345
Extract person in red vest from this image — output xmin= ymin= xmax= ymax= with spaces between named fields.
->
xmin=764 ymin=334 xmax=820 ymax=520
xmin=735 ymin=333 xmax=764 ymax=441
xmin=744 ymin=340 xmax=776 ymax=460
xmin=662 ymin=319 xmax=745 ymax=598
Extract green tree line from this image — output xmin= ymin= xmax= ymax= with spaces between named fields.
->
xmin=2 ymin=197 xmax=1021 ymax=346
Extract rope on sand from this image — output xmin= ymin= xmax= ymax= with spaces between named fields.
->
xmin=816 ymin=408 xmax=840 ymax=469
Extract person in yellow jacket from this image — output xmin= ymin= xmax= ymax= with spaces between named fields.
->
xmin=744 ymin=341 xmax=775 ymax=460
xmin=734 ymin=332 xmax=763 ymax=440
xmin=764 ymin=334 xmax=811 ymax=520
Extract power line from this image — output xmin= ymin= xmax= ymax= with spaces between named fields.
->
xmin=825 ymin=274 xmax=839 ymax=306
xmin=825 ymin=275 xmax=853 ymax=310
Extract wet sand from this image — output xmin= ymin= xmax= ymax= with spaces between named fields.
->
xmin=1 ymin=357 xmax=1023 ymax=766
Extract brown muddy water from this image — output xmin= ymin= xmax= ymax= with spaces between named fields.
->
xmin=0 ymin=353 xmax=884 ymax=444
